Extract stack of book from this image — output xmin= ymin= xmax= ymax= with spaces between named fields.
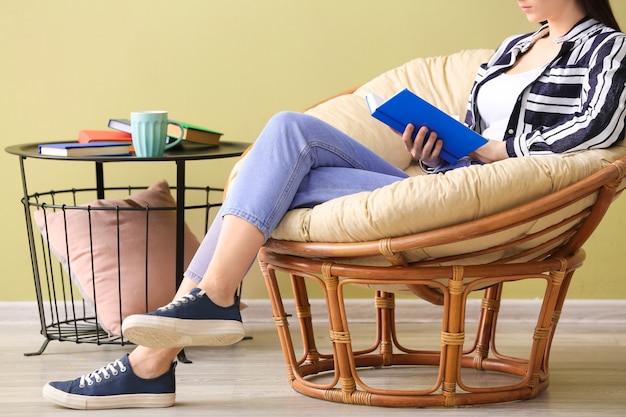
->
xmin=38 ymin=117 xmax=223 ymax=156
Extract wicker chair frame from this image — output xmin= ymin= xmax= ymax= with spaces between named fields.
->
xmin=258 ymin=155 xmax=626 ymax=407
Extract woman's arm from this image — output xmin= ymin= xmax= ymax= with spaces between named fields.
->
xmin=471 ymin=140 xmax=508 ymax=163
xmin=401 ymin=124 xmax=509 ymax=167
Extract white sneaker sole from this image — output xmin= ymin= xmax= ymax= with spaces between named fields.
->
xmin=122 ymin=315 xmax=245 ymax=349
xmin=42 ymin=384 xmax=175 ymax=410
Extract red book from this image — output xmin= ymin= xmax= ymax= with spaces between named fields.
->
xmin=78 ymin=129 xmax=132 ymax=143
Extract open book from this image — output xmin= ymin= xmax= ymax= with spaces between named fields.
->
xmin=366 ymin=88 xmax=487 ymax=163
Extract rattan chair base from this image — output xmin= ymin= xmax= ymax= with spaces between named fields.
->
xmin=261 ymin=249 xmax=584 ymax=407
xmin=259 ymin=156 xmax=625 ymax=407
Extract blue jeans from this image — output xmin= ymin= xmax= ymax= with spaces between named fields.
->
xmin=185 ymin=112 xmax=408 ymax=282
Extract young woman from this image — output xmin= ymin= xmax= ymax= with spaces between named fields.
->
xmin=44 ymin=0 xmax=626 ymax=409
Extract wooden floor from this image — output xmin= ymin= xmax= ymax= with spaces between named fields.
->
xmin=1 ymin=300 xmax=625 ymax=416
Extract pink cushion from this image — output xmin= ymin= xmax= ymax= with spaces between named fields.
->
xmin=33 ymin=180 xmax=200 ymax=336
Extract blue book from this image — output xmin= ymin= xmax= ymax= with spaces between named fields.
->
xmin=38 ymin=141 xmax=132 ymax=157
xmin=366 ymin=88 xmax=487 ymax=163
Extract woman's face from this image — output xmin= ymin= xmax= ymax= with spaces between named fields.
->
xmin=517 ymin=0 xmax=581 ymax=23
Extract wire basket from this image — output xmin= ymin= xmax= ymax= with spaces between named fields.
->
xmin=22 ymin=184 xmax=222 ymax=355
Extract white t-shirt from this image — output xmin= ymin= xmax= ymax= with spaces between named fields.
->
xmin=476 ymin=66 xmax=544 ymax=141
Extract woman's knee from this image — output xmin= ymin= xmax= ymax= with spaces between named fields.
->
xmin=266 ymin=111 xmax=312 ymax=130
xmin=256 ymin=111 xmax=322 ymax=148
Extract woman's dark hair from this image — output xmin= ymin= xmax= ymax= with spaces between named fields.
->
xmin=579 ymin=0 xmax=621 ymax=31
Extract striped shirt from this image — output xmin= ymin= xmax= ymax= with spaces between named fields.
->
xmin=464 ymin=17 xmax=626 ymax=157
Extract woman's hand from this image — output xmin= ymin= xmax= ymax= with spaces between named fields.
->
xmin=470 ymin=140 xmax=508 ymax=163
xmin=402 ymin=124 xmax=443 ymax=168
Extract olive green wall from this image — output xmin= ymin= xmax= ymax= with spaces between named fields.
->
xmin=1 ymin=0 xmax=625 ymax=300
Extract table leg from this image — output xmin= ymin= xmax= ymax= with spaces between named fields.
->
xmin=95 ymin=162 xmax=104 ymax=199
xmin=18 ymin=157 xmax=52 ymax=355
xmin=174 ymin=160 xmax=191 ymax=363
xmin=175 ymin=160 xmax=186 ymax=289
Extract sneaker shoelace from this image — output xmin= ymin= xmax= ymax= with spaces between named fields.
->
xmin=79 ymin=359 xmax=127 ymax=388
xmin=158 ymin=290 xmax=206 ymax=312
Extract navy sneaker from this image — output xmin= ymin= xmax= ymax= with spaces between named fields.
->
xmin=42 ymin=354 xmax=176 ymax=409
xmin=121 ymin=287 xmax=245 ymax=349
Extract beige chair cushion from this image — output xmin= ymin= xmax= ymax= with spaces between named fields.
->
xmin=272 ymin=145 xmax=626 ymax=245
xmin=229 ymin=50 xmax=626 ymax=260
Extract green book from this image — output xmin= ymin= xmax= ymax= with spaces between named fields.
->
xmin=108 ymin=118 xmax=223 ymax=145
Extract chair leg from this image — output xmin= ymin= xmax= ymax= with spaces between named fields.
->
xmin=471 ymin=283 xmax=502 ymax=369
xmin=542 ymin=268 xmax=575 ymax=376
xmin=291 ymin=274 xmax=321 ymax=365
xmin=440 ymin=266 xmax=466 ymax=406
xmin=322 ymin=265 xmax=361 ymax=403
xmin=527 ymin=264 xmax=570 ymax=386
xmin=260 ymin=262 xmax=299 ymax=383
xmin=375 ymin=291 xmax=395 ymax=365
